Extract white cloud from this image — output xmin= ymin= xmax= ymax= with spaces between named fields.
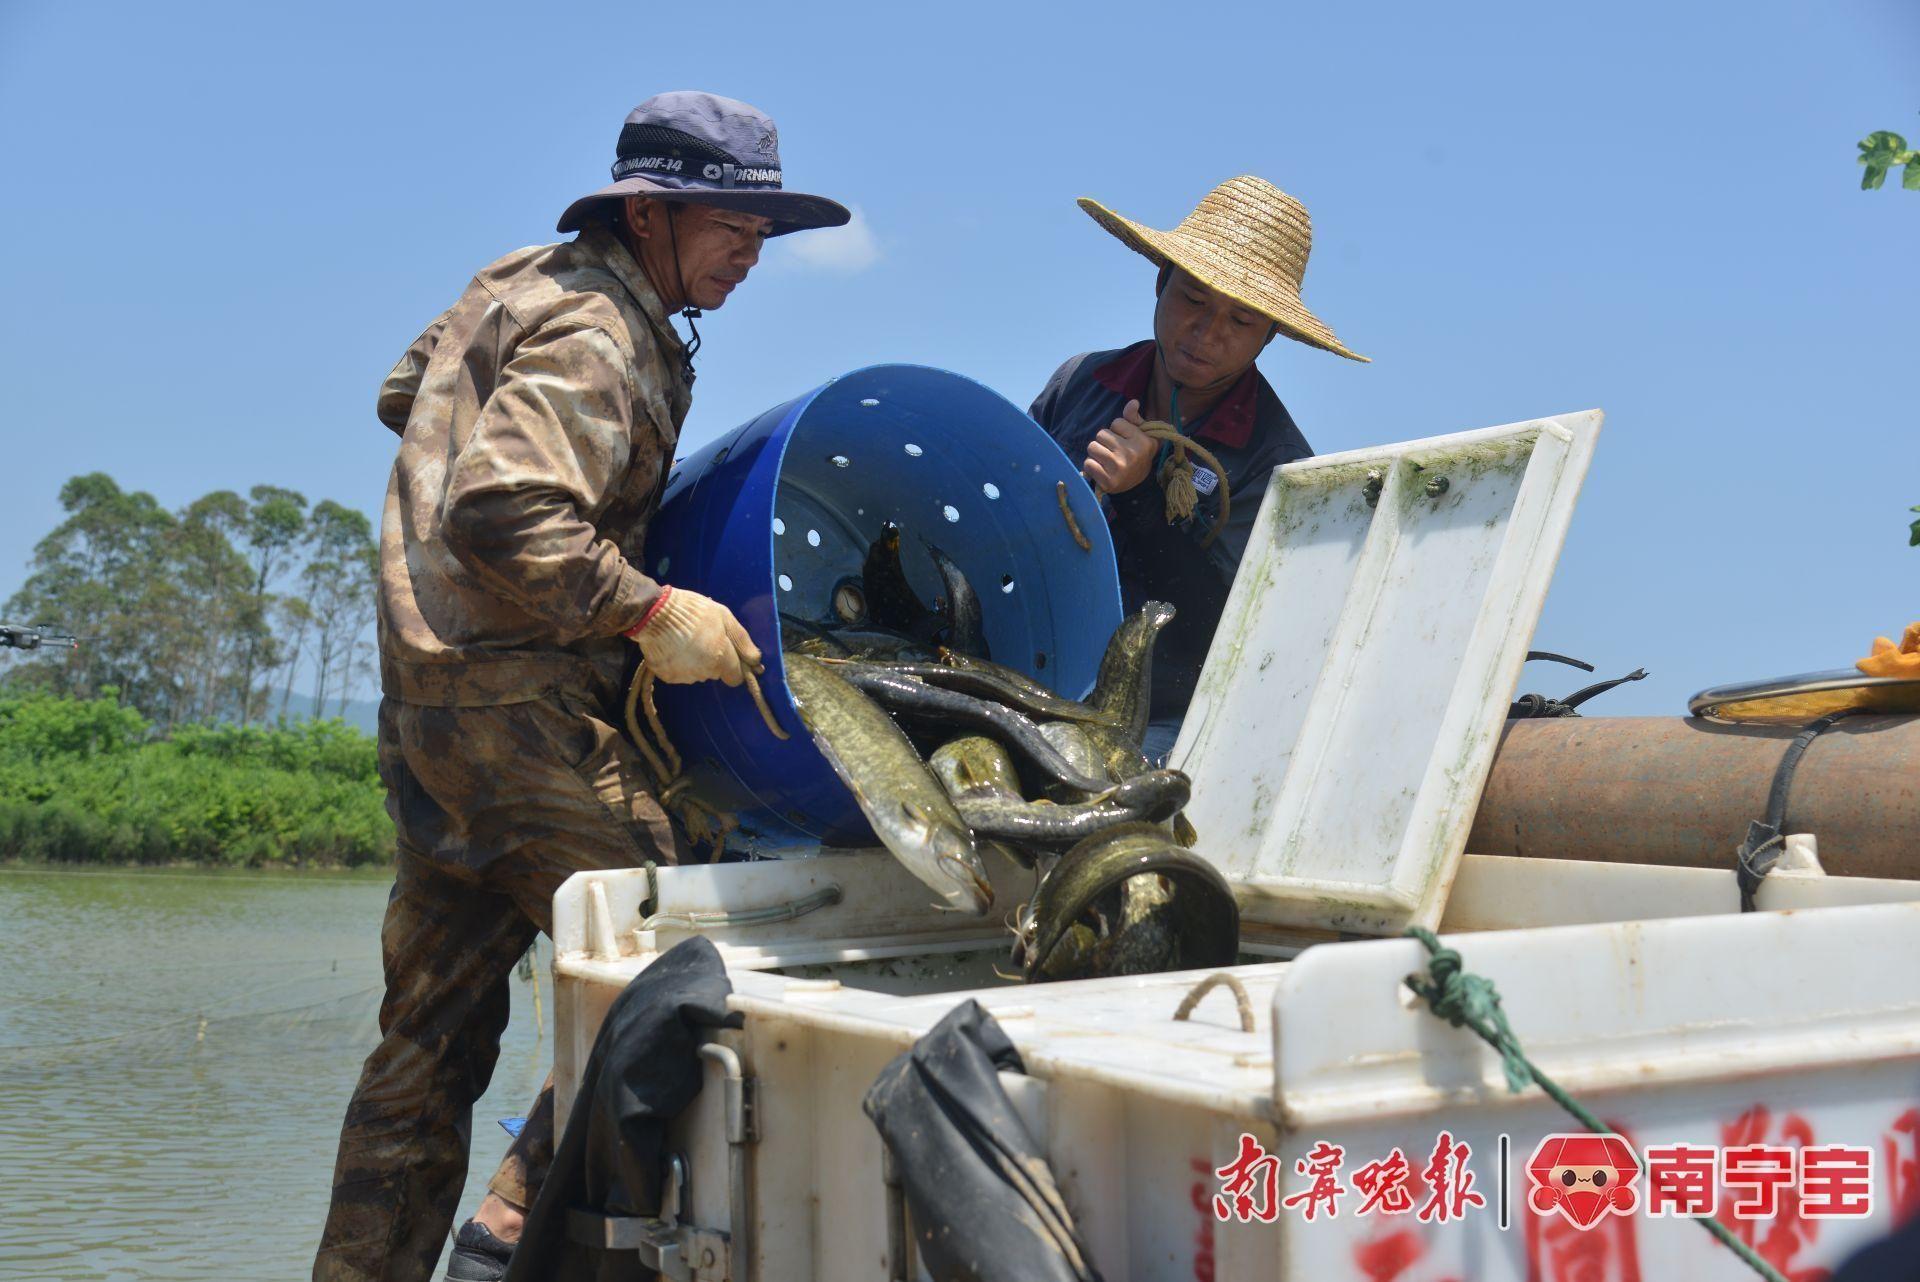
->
xmin=779 ymin=204 xmax=881 ymax=273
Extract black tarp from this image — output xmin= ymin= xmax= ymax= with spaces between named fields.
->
xmin=863 ymin=999 xmax=1101 ymax=1282
xmin=1832 ymin=1210 xmax=1920 ymax=1282
xmin=503 ymin=935 xmax=741 ymax=1282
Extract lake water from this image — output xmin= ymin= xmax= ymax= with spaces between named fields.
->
xmin=0 ymin=867 xmax=550 ymax=1280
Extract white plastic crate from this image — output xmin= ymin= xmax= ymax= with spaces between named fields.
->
xmin=546 ymin=411 xmax=1920 ymax=1280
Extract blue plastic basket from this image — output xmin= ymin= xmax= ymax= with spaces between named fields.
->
xmin=646 ymin=364 xmax=1123 ymax=846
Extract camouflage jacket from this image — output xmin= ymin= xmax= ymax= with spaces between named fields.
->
xmin=375 ymin=225 xmax=692 ymax=706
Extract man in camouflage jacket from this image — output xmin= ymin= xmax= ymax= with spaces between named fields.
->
xmin=314 ymin=92 xmax=849 ymax=1282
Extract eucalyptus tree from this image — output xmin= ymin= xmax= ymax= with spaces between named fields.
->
xmin=301 ymin=501 xmax=378 ymax=719
xmin=4 ymin=473 xmax=178 ymax=718
xmin=240 ymin=485 xmax=308 ymax=722
xmin=167 ymin=490 xmax=258 ymax=724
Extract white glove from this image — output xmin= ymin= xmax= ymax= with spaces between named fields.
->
xmin=628 ymin=587 xmax=762 ymax=686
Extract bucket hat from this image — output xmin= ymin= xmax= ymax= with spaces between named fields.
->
xmin=558 ymin=91 xmax=851 ymax=237
xmin=1079 ymin=176 xmax=1368 ymax=362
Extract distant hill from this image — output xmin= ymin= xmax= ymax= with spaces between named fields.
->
xmin=284 ymin=693 xmax=380 ymax=737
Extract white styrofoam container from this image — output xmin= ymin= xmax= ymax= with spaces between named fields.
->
xmin=550 ymin=866 xmax=1920 ymax=1281
xmin=546 ymin=411 xmax=1920 ymax=1280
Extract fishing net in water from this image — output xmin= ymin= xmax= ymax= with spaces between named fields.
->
xmin=0 ymin=971 xmax=388 ymax=1072
xmin=0 ymin=927 xmax=550 ymax=1073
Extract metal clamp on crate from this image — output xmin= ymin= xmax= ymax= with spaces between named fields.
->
xmin=565 ymin=1153 xmax=732 ymax=1281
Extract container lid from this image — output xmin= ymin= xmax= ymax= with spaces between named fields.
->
xmin=1171 ymin=412 xmax=1601 ymax=935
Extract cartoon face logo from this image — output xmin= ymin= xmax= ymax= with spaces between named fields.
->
xmin=1527 ymin=1133 xmax=1641 ymax=1229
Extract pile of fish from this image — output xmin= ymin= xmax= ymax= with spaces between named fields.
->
xmin=780 ymin=525 xmax=1239 ymax=983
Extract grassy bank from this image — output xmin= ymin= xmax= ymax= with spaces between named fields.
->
xmin=0 ymin=691 xmax=391 ymax=867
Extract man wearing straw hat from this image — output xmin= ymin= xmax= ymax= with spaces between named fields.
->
xmin=315 ymin=92 xmax=849 ymax=1282
xmin=1030 ymin=177 xmax=1367 ymax=760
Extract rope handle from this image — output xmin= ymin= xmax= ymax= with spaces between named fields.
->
xmin=622 ymin=658 xmax=791 ymax=863
xmin=1173 ymin=972 xmax=1255 ymax=1033
xmin=1139 ymin=423 xmax=1231 ymax=549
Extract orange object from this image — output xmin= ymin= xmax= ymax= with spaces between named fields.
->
xmin=1857 ymin=621 xmax=1920 ymax=678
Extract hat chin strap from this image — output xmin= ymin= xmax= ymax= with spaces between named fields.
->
xmin=1148 ymin=337 xmax=1256 ymax=489
xmin=664 ymin=205 xmax=703 ymax=384
xmin=1153 ymin=336 xmax=1265 ymax=427
xmin=1150 ymin=341 xmax=1188 ymax=490
xmin=1148 ymin=268 xmax=1272 ymax=424
xmin=1151 ymin=339 xmax=1203 ymax=432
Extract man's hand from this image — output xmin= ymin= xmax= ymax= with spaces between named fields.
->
xmin=628 ymin=587 xmax=763 ymax=686
xmin=1083 ymin=399 xmax=1158 ymax=495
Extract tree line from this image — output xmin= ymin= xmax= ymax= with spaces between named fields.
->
xmin=0 ymin=688 xmax=388 ymax=866
xmin=4 ymin=473 xmax=378 ymax=729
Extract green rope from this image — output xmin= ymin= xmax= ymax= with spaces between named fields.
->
xmin=1402 ymin=927 xmax=1788 ymax=1282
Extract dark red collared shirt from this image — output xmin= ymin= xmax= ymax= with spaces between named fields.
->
xmin=1030 ymin=340 xmax=1312 ymax=722
xmin=1087 ymin=340 xmax=1262 ymax=450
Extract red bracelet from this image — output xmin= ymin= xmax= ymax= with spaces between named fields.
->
xmin=626 ymin=585 xmax=673 ymax=639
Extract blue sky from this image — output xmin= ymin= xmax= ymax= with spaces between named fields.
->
xmin=1 ymin=0 xmax=1914 ymax=714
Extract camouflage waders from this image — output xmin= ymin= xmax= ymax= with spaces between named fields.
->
xmin=313 ymin=692 xmax=684 ymax=1282
xmin=319 ymin=211 xmax=694 ymax=1282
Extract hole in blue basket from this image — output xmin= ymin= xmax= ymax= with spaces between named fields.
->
xmin=942 ymin=505 xmax=959 ymax=523
xmin=860 ymin=398 xmax=880 ymax=407
xmin=778 ymin=574 xmax=793 ymax=592
xmin=1000 ymin=575 xmax=1014 ymax=594
xmin=657 ymin=557 xmax=671 ymax=575
xmin=904 ymin=443 xmax=923 ymax=458
xmin=772 ymin=518 xmax=786 ymax=536
xmin=1034 ymin=651 xmax=1047 ymax=670
xmin=982 ymin=483 xmax=1001 ymax=500
xmin=830 ymin=454 xmax=851 ymax=468
xmin=807 ymin=529 xmax=821 ymax=547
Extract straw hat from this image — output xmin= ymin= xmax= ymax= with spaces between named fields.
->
xmin=1078 ymin=176 xmax=1368 ymax=363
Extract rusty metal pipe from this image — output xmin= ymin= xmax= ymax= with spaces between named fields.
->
xmin=1468 ymin=715 xmax=1920 ymax=879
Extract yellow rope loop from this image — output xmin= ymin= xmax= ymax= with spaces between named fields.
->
xmin=1172 ymin=971 xmax=1256 ymax=1032
xmin=622 ymin=665 xmax=676 ymax=790
xmin=621 ymin=657 xmax=766 ymax=863
xmin=639 ymin=669 xmax=682 ymax=779
xmin=677 ymin=798 xmax=738 ymax=864
xmin=1157 ymin=441 xmax=1200 ymax=525
xmin=1139 ymin=423 xmax=1231 ymax=549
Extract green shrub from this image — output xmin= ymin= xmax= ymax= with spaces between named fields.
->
xmin=0 ymin=691 xmax=391 ymax=866
xmin=0 ymin=686 xmax=148 ymax=759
